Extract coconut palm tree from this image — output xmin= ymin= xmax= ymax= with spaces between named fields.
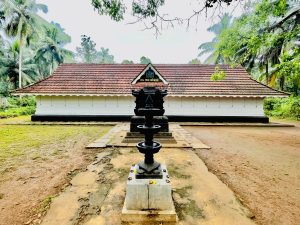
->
xmin=198 ymin=13 xmax=232 ymax=64
xmin=35 ymin=27 xmax=73 ymax=77
xmin=0 ymin=40 xmax=39 ymax=89
xmin=1 ymin=0 xmax=47 ymax=89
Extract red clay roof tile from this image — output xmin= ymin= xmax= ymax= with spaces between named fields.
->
xmin=15 ymin=64 xmax=287 ymax=97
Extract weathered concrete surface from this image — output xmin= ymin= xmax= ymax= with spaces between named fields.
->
xmin=41 ymin=147 xmax=256 ymax=225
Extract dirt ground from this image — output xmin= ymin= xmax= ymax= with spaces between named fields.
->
xmin=1 ymin=119 xmax=299 ymax=225
xmin=0 ymin=124 xmax=111 ymax=225
xmin=184 ymin=122 xmax=300 ymax=225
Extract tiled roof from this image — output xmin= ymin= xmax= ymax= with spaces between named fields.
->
xmin=15 ymin=64 xmax=287 ymax=97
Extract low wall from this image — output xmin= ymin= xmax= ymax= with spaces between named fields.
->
xmin=35 ymin=95 xmax=265 ymax=117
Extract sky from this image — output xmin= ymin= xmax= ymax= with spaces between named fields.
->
xmin=37 ymin=0 xmax=243 ymax=64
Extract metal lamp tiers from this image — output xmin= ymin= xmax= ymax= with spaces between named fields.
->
xmin=132 ymin=86 xmax=167 ymax=179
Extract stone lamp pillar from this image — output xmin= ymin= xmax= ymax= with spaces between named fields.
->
xmin=121 ymin=87 xmax=177 ymax=224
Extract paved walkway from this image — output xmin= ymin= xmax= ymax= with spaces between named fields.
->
xmin=41 ymin=147 xmax=256 ymax=225
xmin=86 ymin=123 xmax=210 ymax=149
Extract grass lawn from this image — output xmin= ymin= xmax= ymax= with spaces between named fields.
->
xmin=0 ymin=120 xmax=112 ymax=225
xmin=0 ymin=123 xmax=112 ymax=178
xmin=0 ymin=115 xmax=31 ymax=124
xmin=0 ymin=124 xmax=110 ymax=164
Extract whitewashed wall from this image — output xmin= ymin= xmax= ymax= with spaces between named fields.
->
xmin=35 ymin=96 xmax=265 ymax=116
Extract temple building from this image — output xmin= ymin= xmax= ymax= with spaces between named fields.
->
xmin=15 ymin=63 xmax=287 ymax=122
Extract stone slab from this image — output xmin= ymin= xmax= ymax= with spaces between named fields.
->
xmin=121 ymin=205 xmax=177 ymax=224
xmin=122 ymin=164 xmax=177 ymax=223
xmin=86 ymin=142 xmax=107 ymax=148
xmin=124 ymin=165 xmax=174 ymax=211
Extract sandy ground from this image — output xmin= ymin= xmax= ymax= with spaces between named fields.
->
xmin=184 ymin=123 xmax=300 ymax=225
xmin=0 ymin=125 xmax=111 ymax=225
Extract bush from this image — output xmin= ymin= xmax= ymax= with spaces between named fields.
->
xmin=0 ymin=106 xmax=36 ymax=118
xmin=264 ymin=96 xmax=300 ymax=120
xmin=7 ymin=96 xmax=36 ymax=107
xmin=0 ymin=96 xmax=36 ymax=118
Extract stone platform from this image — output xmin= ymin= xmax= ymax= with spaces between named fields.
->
xmin=122 ymin=131 xmax=177 ymax=144
xmin=86 ymin=123 xmax=210 ymax=149
xmin=122 ymin=164 xmax=177 ymax=224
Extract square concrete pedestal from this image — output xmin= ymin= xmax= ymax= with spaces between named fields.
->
xmin=121 ymin=164 xmax=177 ymax=224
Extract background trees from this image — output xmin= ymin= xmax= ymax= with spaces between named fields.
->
xmin=214 ymin=0 xmax=299 ymax=95
xmin=198 ymin=13 xmax=232 ymax=64
xmin=0 ymin=0 xmax=73 ymax=95
xmin=75 ymin=35 xmax=115 ymax=63
xmin=1 ymin=0 xmax=42 ymax=88
xmin=140 ymin=56 xmax=151 ymax=64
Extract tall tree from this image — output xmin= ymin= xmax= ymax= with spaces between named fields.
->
xmin=35 ymin=27 xmax=74 ymax=76
xmin=97 ymin=47 xmax=114 ymax=64
xmin=76 ymin=35 xmax=98 ymax=63
xmin=140 ymin=56 xmax=151 ymax=64
xmin=216 ymin=0 xmax=300 ymax=94
xmin=1 ymin=0 xmax=47 ymax=88
xmin=198 ymin=13 xmax=232 ymax=64
xmin=0 ymin=40 xmax=39 ymax=89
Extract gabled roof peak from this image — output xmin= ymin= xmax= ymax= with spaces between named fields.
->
xmin=131 ymin=63 xmax=168 ymax=85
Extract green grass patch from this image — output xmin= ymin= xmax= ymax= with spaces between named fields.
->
xmin=0 ymin=115 xmax=31 ymax=124
xmin=37 ymin=195 xmax=56 ymax=213
xmin=0 ymin=96 xmax=36 ymax=118
xmin=0 ymin=125 xmax=111 ymax=166
xmin=0 ymin=106 xmax=36 ymax=118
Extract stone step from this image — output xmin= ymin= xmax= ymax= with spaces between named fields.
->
xmin=125 ymin=132 xmax=173 ymax=137
xmin=122 ymin=137 xmax=177 ymax=144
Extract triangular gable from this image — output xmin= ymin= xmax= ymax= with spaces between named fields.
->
xmin=131 ymin=63 xmax=168 ymax=84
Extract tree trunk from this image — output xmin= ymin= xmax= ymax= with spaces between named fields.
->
xmin=19 ymin=37 xmax=23 ymax=89
xmin=265 ymin=62 xmax=269 ymax=85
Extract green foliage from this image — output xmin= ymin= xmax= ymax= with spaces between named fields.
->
xmin=76 ymin=35 xmax=98 ymax=63
xmin=210 ymin=66 xmax=226 ymax=81
xmin=0 ymin=106 xmax=35 ymax=118
xmin=132 ymin=0 xmax=165 ymax=18
xmin=215 ymin=0 xmax=300 ymax=94
xmin=92 ymin=0 xmax=241 ymax=22
xmin=35 ymin=27 xmax=73 ymax=76
xmin=76 ymin=35 xmax=114 ymax=63
xmin=0 ymin=96 xmax=36 ymax=118
xmin=92 ymin=0 xmax=125 ymax=21
xmin=140 ymin=56 xmax=151 ymax=64
xmin=0 ymin=40 xmax=40 ymax=89
xmin=7 ymin=96 xmax=36 ymax=107
xmin=198 ymin=13 xmax=232 ymax=64
xmin=264 ymin=96 xmax=300 ymax=120
xmin=121 ymin=59 xmax=134 ymax=64
xmin=0 ymin=78 xmax=14 ymax=97
xmin=97 ymin=47 xmax=114 ymax=64
xmin=188 ymin=58 xmax=201 ymax=64
xmin=0 ymin=0 xmax=73 ymax=93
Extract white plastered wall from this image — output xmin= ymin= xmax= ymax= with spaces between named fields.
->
xmin=35 ymin=95 xmax=265 ymax=117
